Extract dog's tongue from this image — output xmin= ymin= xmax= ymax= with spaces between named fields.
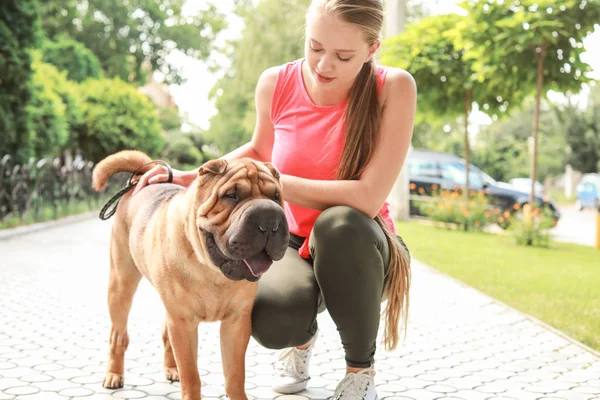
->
xmin=243 ymin=251 xmax=273 ymax=277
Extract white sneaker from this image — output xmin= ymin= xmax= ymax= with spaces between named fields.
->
xmin=330 ymin=368 xmax=378 ymax=400
xmin=271 ymin=329 xmax=319 ymax=394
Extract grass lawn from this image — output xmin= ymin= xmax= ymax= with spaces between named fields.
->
xmin=396 ymin=220 xmax=600 ymax=352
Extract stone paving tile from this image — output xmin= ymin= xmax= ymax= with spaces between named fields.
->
xmin=1 ymin=219 xmax=600 ymax=399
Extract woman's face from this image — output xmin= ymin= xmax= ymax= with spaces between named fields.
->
xmin=304 ymin=5 xmax=378 ymax=91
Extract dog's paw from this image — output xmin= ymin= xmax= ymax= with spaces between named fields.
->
xmin=165 ymin=366 xmax=180 ymax=382
xmin=102 ymin=372 xmax=124 ymax=389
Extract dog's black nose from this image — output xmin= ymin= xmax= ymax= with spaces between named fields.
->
xmin=259 ymin=220 xmax=280 ymax=233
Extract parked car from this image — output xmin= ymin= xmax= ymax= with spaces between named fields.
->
xmin=508 ymin=178 xmax=545 ymax=197
xmin=406 ymin=149 xmax=561 ymax=226
xmin=575 ymin=173 xmax=600 ymax=211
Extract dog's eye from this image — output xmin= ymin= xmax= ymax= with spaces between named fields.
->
xmin=273 ymin=192 xmax=280 ymax=202
xmin=223 ymin=193 xmax=238 ymax=202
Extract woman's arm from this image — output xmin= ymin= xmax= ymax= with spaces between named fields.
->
xmin=280 ymin=68 xmax=417 ymax=218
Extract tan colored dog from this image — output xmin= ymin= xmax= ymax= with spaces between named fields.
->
xmin=92 ymin=150 xmax=289 ymax=400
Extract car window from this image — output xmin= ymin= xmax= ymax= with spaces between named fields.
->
xmin=440 ymin=162 xmax=483 ymax=187
xmin=440 ymin=162 xmax=465 ymax=185
xmin=408 ymin=159 xmax=438 ymax=178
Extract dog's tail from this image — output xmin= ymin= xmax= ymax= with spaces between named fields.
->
xmin=92 ymin=150 xmax=153 ymax=192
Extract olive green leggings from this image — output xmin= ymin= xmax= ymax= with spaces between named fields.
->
xmin=251 ymin=206 xmax=409 ymax=368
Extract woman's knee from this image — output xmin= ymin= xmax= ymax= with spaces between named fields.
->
xmin=312 ymin=206 xmax=375 ymax=245
xmin=251 ymin=287 xmax=318 ymax=349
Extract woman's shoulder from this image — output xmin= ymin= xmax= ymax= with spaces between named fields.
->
xmin=377 ymin=65 xmax=417 ymax=104
xmin=256 ymin=59 xmax=303 ymax=112
xmin=256 ymin=59 xmax=302 ymax=94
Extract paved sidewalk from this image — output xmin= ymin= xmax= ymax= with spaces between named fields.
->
xmin=1 ymin=218 xmax=599 ymax=400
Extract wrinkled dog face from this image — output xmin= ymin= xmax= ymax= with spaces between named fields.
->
xmin=195 ymin=158 xmax=289 ymax=282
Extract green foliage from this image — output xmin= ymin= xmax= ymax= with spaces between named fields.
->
xmin=381 ymin=13 xmax=509 ymax=120
xmin=158 ymin=108 xmax=183 ymax=132
xmin=508 ymin=204 xmax=556 ymax=247
xmin=206 ymin=0 xmax=310 ymax=155
xmin=28 ymin=56 xmax=70 ymax=159
xmin=40 ymin=0 xmax=226 ymax=85
xmin=0 ymin=0 xmax=42 ymax=162
xmin=472 ymin=98 xmax=567 ymax=182
xmin=415 ymin=186 xmax=499 ymax=231
xmin=161 ymin=126 xmax=210 ymax=170
xmin=456 ymin=0 xmax=600 ymax=96
xmin=77 ymin=78 xmax=164 ymax=162
xmin=41 ymin=38 xmax=102 ymax=83
xmin=558 ymin=84 xmax=600 ymax=173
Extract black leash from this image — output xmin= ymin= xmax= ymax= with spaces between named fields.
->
xmin=99 ymin=160 xmax=173 ymax=220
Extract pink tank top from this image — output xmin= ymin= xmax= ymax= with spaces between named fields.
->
xmin=270 ymin=58 xmax=398 ymax=259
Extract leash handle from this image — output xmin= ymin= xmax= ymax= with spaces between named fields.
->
xmin=99 ymin=160 xmax=174 ymax=221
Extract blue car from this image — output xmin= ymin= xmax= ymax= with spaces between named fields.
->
xmin=575 ymin=173 xmax=600 ymax=211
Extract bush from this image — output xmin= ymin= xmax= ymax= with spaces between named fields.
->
xmin=508 ymin=203 xmax=556 ymax=248
xmin=0 ymin=0 xmax=42 ymax=162
xmin=160 ymin=127 xmax=211 ymax=170
xmin=41 ymin=37 xmax=101 ymax=83
xmin=28 ymin=56 xmax=69 ymax=159
xmin=416 ymin=186 xmax=500 ymax=231
xmin=29 ymin=53 xmax=84 ymax=157
xmin=77 ymin=78 xmax=164 ymax=162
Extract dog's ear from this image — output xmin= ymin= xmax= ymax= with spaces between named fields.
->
xmin=199 ymin=159 xmax=228 ymax=176
xmin=264 ymin=162 xmax=280 ymax=179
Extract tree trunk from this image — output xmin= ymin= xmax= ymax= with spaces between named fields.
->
xmin=530 ymin=46 xmax=547 ymax=207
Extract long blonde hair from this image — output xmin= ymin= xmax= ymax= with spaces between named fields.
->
xmin=308 ymin=0 xmax=411 ymax=351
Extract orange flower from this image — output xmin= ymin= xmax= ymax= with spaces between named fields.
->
xmin=503 ymin=211 xmax=510 ymax=218
xmin=475 ymin=221 xmax=481 ymax=227
xmin=410 ymin=183 xmax=416 ymax=190
xmin=432 ymin=184 xmax=438 ymax=190
xmin=513 ymin=203 xmax=520 ymax=210
xmin=418 ymin=187 xmax=424 ymax=194
xmin=498 ymin=217 xmax=505 ymax=223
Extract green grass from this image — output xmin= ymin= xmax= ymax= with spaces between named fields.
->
xmin=0 ymin=199 xmax=102 ymax=230
xmin=396 ymin=220 xmax=600 ymax=352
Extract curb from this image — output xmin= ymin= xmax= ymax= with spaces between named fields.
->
xmin=0 ymin=211 xmax=98 ymax=241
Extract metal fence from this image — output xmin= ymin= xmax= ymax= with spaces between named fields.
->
xmin=0 ymin=154 xmax=123 ymax=227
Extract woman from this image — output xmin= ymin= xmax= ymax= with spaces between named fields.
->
xmin=134 ymin=0 xmax=416 ymax=398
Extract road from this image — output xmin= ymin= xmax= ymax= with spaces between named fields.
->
xmin=551 ymin=205 xmax=598 ymax=247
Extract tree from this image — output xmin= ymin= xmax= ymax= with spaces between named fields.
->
xmin=381 ymin=13 xmax=512 ymax=201
xmin=76 ymin=78 xmax=164 ymax=162
xmin=472 ymin=96 xmax=568 ymax=182
xmin=457 ymin=0 xmax=600 ymax=205
xmin=40 ymin=0 xmax=227 ymax=85
xmin=0 ymin=0 xmax=42 ymax=162
xmin=557 ymin=84 xmax=600 ymax=173
xmin=206 ymin=0 xmax=310 ymax=155
xmin=41 ymin=38 xmax=102 ymax=83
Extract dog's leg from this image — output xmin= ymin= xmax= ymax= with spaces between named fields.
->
xmin=167 ymin=314 xmax=201 ymax=400
xmin=220 ymin=312 xmax=252 ymax=400
xmin=102 ymin=243 xmax=142 ymax=389
xmin=162 ymin=322 xmax=179 ymax=382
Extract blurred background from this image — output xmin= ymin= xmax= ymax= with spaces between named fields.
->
xmin=1 ymin=0 xmax=599 ymax=242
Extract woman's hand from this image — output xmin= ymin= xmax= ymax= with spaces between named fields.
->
xmin=132 ymin=165 xmax=195 ymax=195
